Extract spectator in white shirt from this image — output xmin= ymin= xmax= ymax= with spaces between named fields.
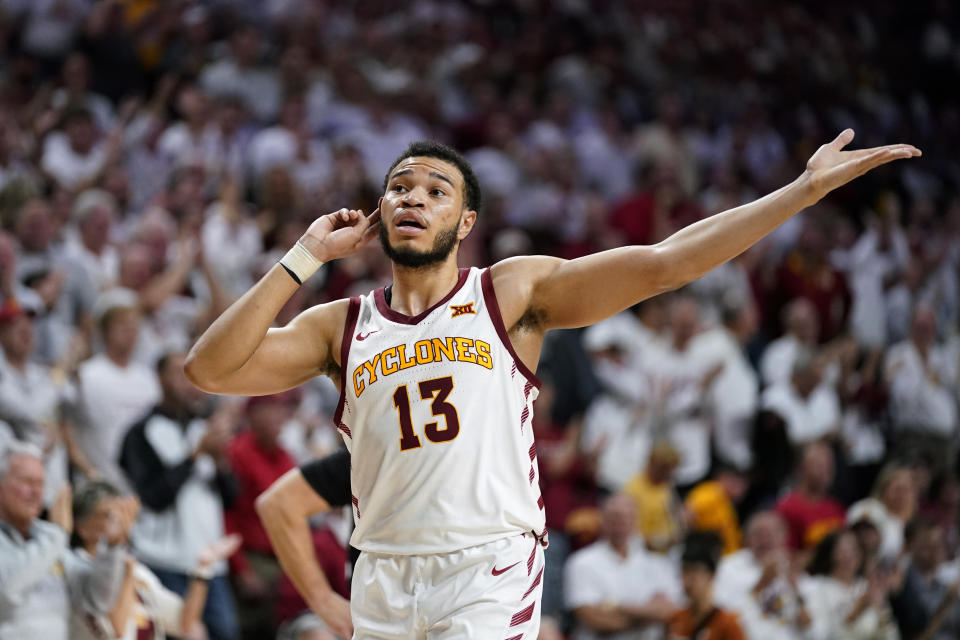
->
xmin=651 ymin=296 xmax=724 ymax=488
xmin=69 ymin=290 xmax=161 ymax=489
xmin=761 ymin=350 xmax=841 ymax=446
xmin=565 ymin=494 xmax=682 ymax=640
xmin=761 ymin=298 xmax=819 ymax=388
xmin=581 ymin=324 xmax=655 ymax=492
xmin=61 ymin=189 xmax=119 ymax=294
xmin=847 ymin=464 xmax=919 ymax=561
xmin=801 ymin=528 xmax=899 ymax=640
xmin=884 ymin=306 xmax=957 ymax=474
xmin=0 ymin=440 xmax=126 ymax=640
xmin=714 ymin=511 xmax=814 ymax=640
xmin=830 ymin=210 xmax=909 ymax=349
xmin=200 ymin=24 xmax=280 ymax=124
xmin=692 ymin=299 xmax=760 ymax=470
xmin=157 ymin=84 xmax=220 ymax=172
xmin=248 ymin=93 xmax=333 ymax=197
xmin=41 ymin=107 xmax=113 ymax=191
xmin=0 ymin=298 xmax=75 ymax=506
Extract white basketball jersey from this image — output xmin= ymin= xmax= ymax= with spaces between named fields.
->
xmin=333 ymin=267 xmax=546 ymax=554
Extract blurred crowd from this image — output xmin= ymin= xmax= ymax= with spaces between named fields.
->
xmin=1 ymin=0 xmax=959 ymax=639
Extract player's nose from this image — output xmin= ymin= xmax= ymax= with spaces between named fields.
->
xmin=401 ymin=186 xmax=427 ymax=207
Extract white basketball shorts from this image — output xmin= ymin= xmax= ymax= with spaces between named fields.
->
xmin=350 ymin=533 xmax=545 ymax=639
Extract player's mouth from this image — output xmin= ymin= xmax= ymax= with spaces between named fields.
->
xmin=395 ymin=211 xmax=427 ymax=235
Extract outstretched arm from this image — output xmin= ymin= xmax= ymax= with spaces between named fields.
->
xmin=185 ymin=208 xmax=380 ymax=395
xmin=506 ymin=130 xmax=920 ymax=331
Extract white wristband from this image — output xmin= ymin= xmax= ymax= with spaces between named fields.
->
xmin=280 ymin=241 xmax=323 ymax=285
xmin=192 ymin=563 xmax=215 ymax=581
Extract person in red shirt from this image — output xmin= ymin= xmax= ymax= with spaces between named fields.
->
xmin=775 ymin=441 xmax=846 ymax=550
xmin=225 ymin=389 xmax=300 ymax=640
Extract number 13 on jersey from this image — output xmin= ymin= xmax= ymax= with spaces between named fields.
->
xmin=392 ymin=376 xmax=461 ymax=450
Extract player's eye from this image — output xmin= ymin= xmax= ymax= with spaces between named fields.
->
xmin=430 ymin=189 xmax=445 ymax=196
xmin=392 ymin=184 xmax=406 ymax=192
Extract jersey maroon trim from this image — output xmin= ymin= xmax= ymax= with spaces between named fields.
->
xmin=480 ymin=267 xmax=542 ymax=388
xmin=373 ymin=268 xmax=470 ymax=325
xmin=333 ymin=297 xmax=361 ymax=427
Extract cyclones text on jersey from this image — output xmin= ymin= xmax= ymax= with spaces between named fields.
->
xmin=352 ymin=336 xmax=494 ymax=397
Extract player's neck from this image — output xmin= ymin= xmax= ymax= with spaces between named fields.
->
xmin=388 ymin=258 xmax=461 ymax=317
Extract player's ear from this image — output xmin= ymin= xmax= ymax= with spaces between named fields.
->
xmin=377 ymin=196 xmax=384 ymax=210
xmin=457 ymin=208 xmax=477 ymax=240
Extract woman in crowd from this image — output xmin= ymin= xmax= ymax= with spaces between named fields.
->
xmin=802 ymin=528 xmax=900 ymax=640
xmin=70 ymin=479 xmax=241 ymax=640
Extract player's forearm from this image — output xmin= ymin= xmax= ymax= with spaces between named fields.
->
xmin=185 ymin=264 xmax=299 ymax=389
xmin=654 ymin=172 xmax=818 ymax=290
xmin=257 ymin=497 xmax=337 ymax=611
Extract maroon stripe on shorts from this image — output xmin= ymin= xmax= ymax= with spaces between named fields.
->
xmin=510 ymin=602 xmax=535 ymax=627
xmin=522 ymin=567 xmax=544 ymax=601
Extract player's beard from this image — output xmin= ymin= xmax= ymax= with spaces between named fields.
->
xmin=380 ymin=214 xmax=460 ymax=269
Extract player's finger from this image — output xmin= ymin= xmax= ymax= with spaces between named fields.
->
xmin=366 ymin=207 xmax=381 ymax=225
xmin=856 ymin=147 xmax=906 ymax=175
xmin=848 ymin=144 xmax=919 ymax=161
xmin=830 ymin=128 xmax=855 ymax=150
xmin=361 ymin=220 xmax=381 ymax=244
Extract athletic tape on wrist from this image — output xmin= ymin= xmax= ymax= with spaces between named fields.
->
xmin=279 ymin=241 xmax=323 ymax=285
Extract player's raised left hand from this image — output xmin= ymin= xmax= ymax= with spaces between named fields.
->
xmin=805 ymin=129 xmax=921 ymax=201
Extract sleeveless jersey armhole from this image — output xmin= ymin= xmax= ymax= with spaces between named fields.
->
xmin=333 ymin=296 xmax=361 ymax=428
xmin=480 ymin=267 xmax=542 ymax=388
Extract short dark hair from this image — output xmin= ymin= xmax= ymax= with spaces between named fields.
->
xmin=681 ymin=530 xmax=723 ymax=573
xmin=73 ymin=479 xmax=121 ymax=525
xmin=382 ymin=141 xmax=482 ymax=212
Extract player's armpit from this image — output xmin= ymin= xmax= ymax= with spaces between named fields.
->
xmin=493 ymin=247 xmax=675 ymax=332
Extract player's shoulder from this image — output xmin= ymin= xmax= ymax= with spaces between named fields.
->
xmin=287 ymin=297 xmax=355 ymax=360
xmin=291 ymin=297 xmax=353 ymax=331
xmin=487 ymin=255 xmax=565 ymax=328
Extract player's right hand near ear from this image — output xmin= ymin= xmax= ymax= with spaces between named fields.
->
xmin=315 ymin=590 xmax=353 ymax=638
xmin=299 ymin=208 xmax=380 ymax=263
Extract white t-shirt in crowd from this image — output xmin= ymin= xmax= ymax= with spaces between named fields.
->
xmin=885 ymin=340 xmax=957 ymax=437
xmin=0 ymin=357 xmax=68 ymax=506
xmin=714 ymin=549 xmax=812 ymax=640
xmin=565 ymin=537 xmax=682 ymax=640
xmin=691 ymin=327 xmax=759 ymax=469
xmin=760 ymin=334 xmax=803 ymax=388
xmin=761 ymin=381 xmax=841 ymax=445
xmin=73 ymin=354 xmax=161 ymax=489
xmin=41 ymin=133 xmax=107 ymax=190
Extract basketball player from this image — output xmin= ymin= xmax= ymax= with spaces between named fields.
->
xmin=185 ymin=131 xmax=919 ymax=638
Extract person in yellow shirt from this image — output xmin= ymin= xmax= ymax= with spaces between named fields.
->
xmin=622 ymin=442 xmax=684 ymax=552
xmin=684 ymin=466 xmax=748 ymax=554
